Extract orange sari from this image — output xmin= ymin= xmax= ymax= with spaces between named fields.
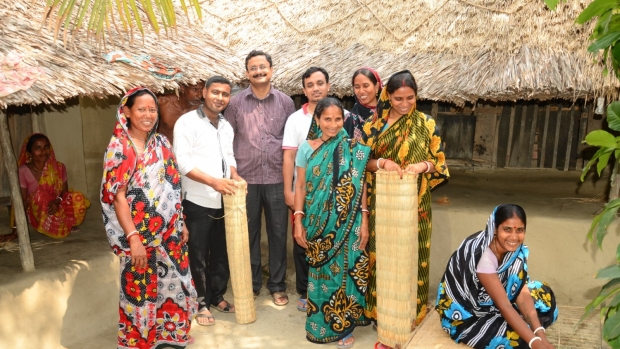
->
xmin=17 ymin=134 xmax=90 ymax=238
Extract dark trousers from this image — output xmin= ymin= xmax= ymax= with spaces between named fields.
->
xmin=183 ymin=199 xmax=230 ymax=311
xmin=291 ymin=213 xmax=308 ymax=298
xmin=246 ymin=183 xmax=288 ymax=294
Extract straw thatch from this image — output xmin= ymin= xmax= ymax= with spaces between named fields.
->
xmin=222 ymin=180 xmax=256 ymax=324
xmin=375 ymin=171 xmax=419 ymax=348
xmin=0 ymin=1 xmax=243 ymax=108
xmin=200 ymin=0 xmax=618 ymax=105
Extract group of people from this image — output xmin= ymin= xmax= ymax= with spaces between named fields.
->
xmin=92 ymin=48 xmax=556 ymax=349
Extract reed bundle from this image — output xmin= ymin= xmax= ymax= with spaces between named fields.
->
xmin=223 ymin=180 xmax=256 ymax=324
xmin=374 ymin=170 xmax=419 ymax=349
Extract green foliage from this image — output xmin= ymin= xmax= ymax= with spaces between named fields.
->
xmin=580 ymin=101 xmax=620 ymax=347
xmin=42 ymin=0 xmax=202 ymax=45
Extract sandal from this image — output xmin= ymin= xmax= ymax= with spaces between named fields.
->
xmin=297 ymin=298 xmax=308 ymax=312
xmin=337 ymin=333 xmax=354 ymax=349
xmin=212 ymin=300 xmax=235 ymax=313
xmin=374 ymin=342 xmax=391 ymax=349
xmin=187 ymin=335 xmax=195 ymax=345
xmin=195 ymin=310 xmax=215 ymax=326
xmin=253 ymin=290 xmax=260 ymax=300
xmin=271 ymin=291 xmax=289 ymax=306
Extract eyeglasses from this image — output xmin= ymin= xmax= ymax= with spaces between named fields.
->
xmin=248 ymin=65 xmax=270 ymax=72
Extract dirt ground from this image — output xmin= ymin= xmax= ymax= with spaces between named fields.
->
xmin=0 ymin=167 xmax=611 ymax=348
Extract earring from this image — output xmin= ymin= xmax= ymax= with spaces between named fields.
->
xmin=26 ymin=156 xmax=32 ymax=164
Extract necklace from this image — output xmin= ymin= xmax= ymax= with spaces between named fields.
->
xmin=319 ymin=136 xmax=329 ymax=142
xmin=491 ymin=239 xmax=502 ymax=261
xmin=30 ymin=165 xmax=43 ymax=173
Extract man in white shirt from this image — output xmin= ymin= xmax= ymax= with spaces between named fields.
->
xmin=173 ymin=76 xmax=241 ymax=326
xmin=282 ymin=67 xmax=330 ymax=311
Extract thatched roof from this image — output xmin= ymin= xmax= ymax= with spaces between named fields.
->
xmin=0 ymin=1 xmax=244 ymax=108
xmin=200 ymin=0 xmax=619 ymax=104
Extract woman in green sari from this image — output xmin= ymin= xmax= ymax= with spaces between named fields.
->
xmin=294 ymin=97 xmax=371 ymax=349
xmin=362 ymin=71 xmax=449 ymax=349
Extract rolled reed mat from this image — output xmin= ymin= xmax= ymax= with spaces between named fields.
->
xmin=223 ymin=180 xmax=256 ymax=324
xmin=375 ymin=170 xmax=419 ymax=348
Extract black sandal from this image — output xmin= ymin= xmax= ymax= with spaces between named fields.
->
xmin=211 ymin=300 xmax=235 ymax=313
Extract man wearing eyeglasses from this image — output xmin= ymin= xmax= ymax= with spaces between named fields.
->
xmin=224 ymin=50 xmax=296 ymax=307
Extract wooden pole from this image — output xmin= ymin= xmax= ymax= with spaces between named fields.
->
xmin=492 ymin=113 xmax=501 ymax=170
xmin=513 ymin=105 xmax=528 ymax=166
xmin=505 ymin=104 xmax=516 ymax=166
xmin=0 ymin=109 xmax=35 ymax=271
xmin=552 ymin=106 xmax=563 ymax=170
xmin=564 ymin=106 xmax=576 ymax=171
xmin=528 ymin=105 xmax=539 ymax=167
xmin=539 ymin=105 xmax=551 ymax=168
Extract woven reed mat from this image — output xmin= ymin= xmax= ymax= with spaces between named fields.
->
xmin=223 ymin=180 xmax=256 ymax=324
xmin=375 ymin=170 xmax=419 ymax=348
xmin=405 ymin=309 xmax=467 ymax=348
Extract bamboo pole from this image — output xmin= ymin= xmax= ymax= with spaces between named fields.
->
xmin=0 ymin=109 xmax=35 ymax=271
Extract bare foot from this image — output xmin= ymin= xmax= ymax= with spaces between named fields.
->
xmin=71 ymin=226 xmax=80 ymax=233
xmin=338 ymin=334 xmax=354 ymax=348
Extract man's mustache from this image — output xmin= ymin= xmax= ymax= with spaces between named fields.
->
xmin=252 ymin=73 xmax=267 ymax=78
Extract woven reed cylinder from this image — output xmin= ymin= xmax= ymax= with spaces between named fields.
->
xmin=375 ymin=171 xmax=419 ymax=348
xmin=223 ymin=180 xmax=256 ymax=324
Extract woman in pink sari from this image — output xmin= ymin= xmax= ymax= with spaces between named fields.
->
xmin=16 ymin=133 xmax=90 ymax=238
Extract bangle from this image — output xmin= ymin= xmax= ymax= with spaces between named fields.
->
xmin=56 ymin=196 xmax=63 ymax=202
xmin=293 ymin=211 xmax=305 ymax=216
xmin=533 ymin=327 xmax=545 ymax=335
xmin=423 ymin=161 xmax=431 ymax=173
xmin=361 ymin=209 xmax=369 ymax=214
xmin=377 ymin=158 xmax=385 ymax=170
xmin=126 ymin=230 xmax=139 ymax=241
xmin=528 ymin=337 xmax=541 ymax=348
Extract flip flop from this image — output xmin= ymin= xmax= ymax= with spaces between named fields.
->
xmin=297 ymin=298 xmax=308 ymax=312
xmin=271 ymin=291 xmax=289 ymax=306
xmin=337 ymin=333 xmax=354 ymax=349
xmin=195 ymin=311 xmax=215 ymax=326
xmin=187 ymin=335 xmax=195 ymax=345
xmin=374 ymin=342 xmax=391 ymax=349
xmin=212 ymin=300 xmax=235 ymax=313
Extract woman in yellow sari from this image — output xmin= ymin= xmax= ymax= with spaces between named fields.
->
xmin=362 ymin=71 xmax=449 ymax=348
xmin=17 ymin=133 xmax=90 ymax=238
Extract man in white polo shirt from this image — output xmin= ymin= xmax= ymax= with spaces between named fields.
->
xmin=173 ymin=76 xmax=241 ymax=326
xmin=282 ymin=67 xmax=331 ymax=312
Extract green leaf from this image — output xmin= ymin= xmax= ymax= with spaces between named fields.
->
xmin=604 ymin=309 xmax=620 ymax=340
xmin=599 ymin=151 xmax=613 ymax=175
xmin=609 ymin=102 xmax=620 ymax=132
xmin=588 ymin=209 xmax=604 ymax=241
xmin=599 ymin=265 xmax=620 ymax=279
xmin=610 ymin=293 xmax=620 ymax=307
xmin=588 ymin=32 xmax=620 ymax=52
xmin=596 ymin=206 xmax=619 ymax=247
xmin=544 ymin=0 xmax=560 ymax=10
xmin=577 ymin=0 xmax=617 ymax=25
xmin=586 ymin=130 xmax=618 ymax=148
xmin=581 ymin=280 xmax=620 ymax=322
xmin=582 ymin=147 xmax=611 ymax=181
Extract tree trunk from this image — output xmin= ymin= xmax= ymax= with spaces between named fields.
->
xmin=0 ymin=109 xmax=34 ymax=271
xmin=610 ymin=159 xmax=620 ymax=202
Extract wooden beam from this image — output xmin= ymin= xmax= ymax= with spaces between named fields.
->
xmin=575 ymin=103 xmax=592 ymax=171
xmin=528 ymin=105 xmax=539 ymax=167
xmin=505 ymin=104 xmax=516 ymax=166
xmin=552 ymin=106 xmax=563 ymax=169
xmin=492 ymin=113 xmax=501 ymax=170
xmin=540 ymin=105 xmax=551 ymax=168
xmin=564 ymin=106 xmax=576 ymax=171
xmin=431 ymin=102 xmax=438 ymax=119
xmin=512 ymin=104 xmax=528 ymax=166
xmin=0 ymin=109 xmax=35 ymax=271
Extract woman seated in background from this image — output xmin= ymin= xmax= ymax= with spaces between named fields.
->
xmin=294 ymin=97 xmax=371 ymax=349
xmin=16 ymin=133 xmax=90 ymax=238
xmin=436 ymin=204 xmax=558 ymax=349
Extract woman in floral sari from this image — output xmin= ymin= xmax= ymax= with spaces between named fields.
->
xmin=101 ymin=87 xmax=197 ymax=349
xmin=294 ymin=97 xmax=371 ymax=348
xmin=16 ymin=133 xmax=90 ymax=238
xmin=436 ymin=204 xmax=557 ymax=349
xmin=362 ymin=70 xmax=449 ymax=349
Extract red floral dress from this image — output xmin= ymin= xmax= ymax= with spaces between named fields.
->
xmin=101 ymin=88 xmax=197 ymax=349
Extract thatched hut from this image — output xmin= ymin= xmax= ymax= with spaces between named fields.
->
xmin=200 ymin=0 xmax=616 ymax=170
xmin=0 ymin=1 xmax=243 ymax=270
